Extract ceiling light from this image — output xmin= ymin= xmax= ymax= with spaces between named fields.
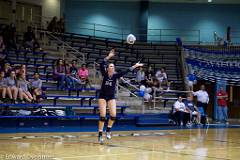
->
xmin=208 ymin=0 xmax=212 ymax=2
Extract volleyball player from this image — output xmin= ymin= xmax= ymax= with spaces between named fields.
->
xmin=98 ymin=48 xmax=143 ymax=144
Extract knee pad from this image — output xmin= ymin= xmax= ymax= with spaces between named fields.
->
xmin=110 ymin=116 xmax=116 ymax=121
xmin=99 ymin=117 xmax=106 ymax=122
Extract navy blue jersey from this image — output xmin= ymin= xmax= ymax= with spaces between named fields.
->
xmin=99 ymin=58 xmax=132 ymax=97
xmin=184 ymin=100 xmax=195 ymax=112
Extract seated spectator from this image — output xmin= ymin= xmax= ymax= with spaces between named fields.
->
xmin=3 ymin=63 xmax=12 ymax=77
xmin=0 ymin=71 xmax=7 ymax=103
xmin=173 ymin=96 xmax=190 ymax=126
xmin=155 ymin=67 xmax=171 ymax=90
xmin=69 ymin=60 xmax=82 ymax=88
xmin=47 ymin=16 xmax=58 ymax=32
xmin=78 ymin=64 xmax=91 ymax=89
xmin=23 ymin=26 xmax=41 ymax=51
xmin=53 ymin=59 xmax=67 ymax=90
xmin=136 ymin=66 xmax=145 ymax=85
xmin=31 ymin=72 xmax=43 ymax=103
xmin=17 ymin=73 xmax=33 ymax=103
xmin=16 ymin=64 xmax=27 ymax=78
xmin=65 ymin=61 xmax=74 ymax=89
xmin=144 ymin=65 xmax=154 ymax=87
xmin=6 ymin=71 xmax=18 ymax=104
xmin=151 ymin=78 xmax=164 ymax=98
xmin=184 ymin=95 xmax=201 ymax=124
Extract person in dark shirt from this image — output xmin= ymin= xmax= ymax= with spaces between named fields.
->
xmin=23 ymin=26 xmax=41 ymax=51
xmin=98 ymin=48 xmax=143 ymax=144
xmin=184 ymin=95 xmax=201 ymax=124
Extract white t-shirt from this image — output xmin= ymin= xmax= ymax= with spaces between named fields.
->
xmin=155 ymin=71 xmax=167 ymax=82
xmin=173 ymin=101 xmax=186 ymax=113
xmin=193 ymin=90 xmax=209 ymax=104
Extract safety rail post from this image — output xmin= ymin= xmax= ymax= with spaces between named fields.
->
xmin=93 ymin=23 xmax=96 ymax=37
xmin=160 ymin=29 xmax=162 ymax=42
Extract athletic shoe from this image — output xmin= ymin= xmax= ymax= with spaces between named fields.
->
xmin=98 ymin=135 xmax=104 ymax=144
xmin=106 ymin=132 xmax=112 ymax=140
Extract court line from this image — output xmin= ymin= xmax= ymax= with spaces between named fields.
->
xmin=53 ymin=151 xmax=152 ymax=159
xmin=57 ymin=134 xmax=231 ymax=160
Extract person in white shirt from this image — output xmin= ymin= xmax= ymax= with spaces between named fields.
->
xmin=173 ymin=96 xmax=190 ymax=126
xmin=155 ymin=67 xmax=171 ymax=90
xmin=136 ymin=67 xmax=145 ymax=84
xmin=192 ymin=85 xmax=209 ymax=115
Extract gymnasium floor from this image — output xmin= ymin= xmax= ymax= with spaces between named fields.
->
xmin=0 ymin=127 xmax=239 ymax=160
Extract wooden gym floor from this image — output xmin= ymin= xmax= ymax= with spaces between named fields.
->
xmin=0 ymin=128 xmax=239 ymax=160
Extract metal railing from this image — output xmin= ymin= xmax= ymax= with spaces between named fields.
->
xmin=68 ymin=22 xmax=201 ymax=43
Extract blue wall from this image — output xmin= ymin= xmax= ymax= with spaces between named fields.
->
xmin=149 ymin=3 xmax=240 ymax=43
xmin=63 ymin=1 xmax=240 ymax=43
xmin=64 ymin=0 xmax=140 ymax=39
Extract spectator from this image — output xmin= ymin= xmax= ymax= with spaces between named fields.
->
xmin=2 ymin=63 xmax=12 ymax=78
xmin=31 ymin=72 xmax=43 ymax=103
xmin=145 ymin=65 xmax=154 ymax=86
xmin=16 ymin=64 xmax=27 ymax=78
xmin=57 ymin=17 xmax=65 ymax=33
xmin=69 ymin=60 xmax=81 ymax=88
xmin=47 ymin=16 xmax=58 ymax=32
xmin=65 ymin=61 xmax=74 ymax=89
xmin=78 ymin=64 xmax=91 ymax=89
xmin=3 ymin=24 xmax=17 ymax=50
xmin=216 ymin=86 xmax=228 ymax=124
xmin=173 ymin=96 xmax=190 ymax=126
xmin=53 ymin=59 xmax=67 ymax=90
xmin=6 ymin=70 xmax=18 ymax=104
xmin=186 ymin=72 xmax=197 ymax=91
xmin=136 ymin=66 xmax=145 ymax=85
xmin=155 ymin=67 xmax=171 ymax=90
xmin=0 ymin=71 xmax=7 ymax=103
xmin=17 ymin=73 xmax=33 ymax=103
xmin=23 ymin=26 xmax=41 ymax=51
xmin=193 ymin=85 xmax=209 ymax=115
xmin=184 ymin=95 xmax=201 ymax=124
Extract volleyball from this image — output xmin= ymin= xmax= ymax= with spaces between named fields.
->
xmin=127 ymin=34 xmax=136 ymax=44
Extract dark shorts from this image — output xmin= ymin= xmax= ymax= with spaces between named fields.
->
xmin=98 ymin=92 xmax=115 ymax=102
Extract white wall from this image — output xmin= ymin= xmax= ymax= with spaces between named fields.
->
xmin=17 ymin=0 xmax=60 ymax=20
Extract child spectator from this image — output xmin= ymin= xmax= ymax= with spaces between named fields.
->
xmin=3 ymin=63 xmax=12 ymax=77
xmin=136 ymin=66 xmax=145 ymax=85
xmin=0 ymin=71 xmax=7 ymax=103
xmin=69 ymin=60 xmax=81 ymax=88
xmin=31 ymin=72 xmax=43 ymax=103
xmin=6 ymin=71 xmax=18 ymax=104
xmin=16 ymin=64 xmax=27 ymax=78
xmin=78 ymin=64 xmax=91 ymax=89
xmin=65 ymin=61 xmax=73 ymax=89
xmin=155 ymin=67 xmax=171 ymax=90
xmin=17 ymin=73 xmax=33 ymax=103
xmin=145 ymin=65 xmax=154 ymax=87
